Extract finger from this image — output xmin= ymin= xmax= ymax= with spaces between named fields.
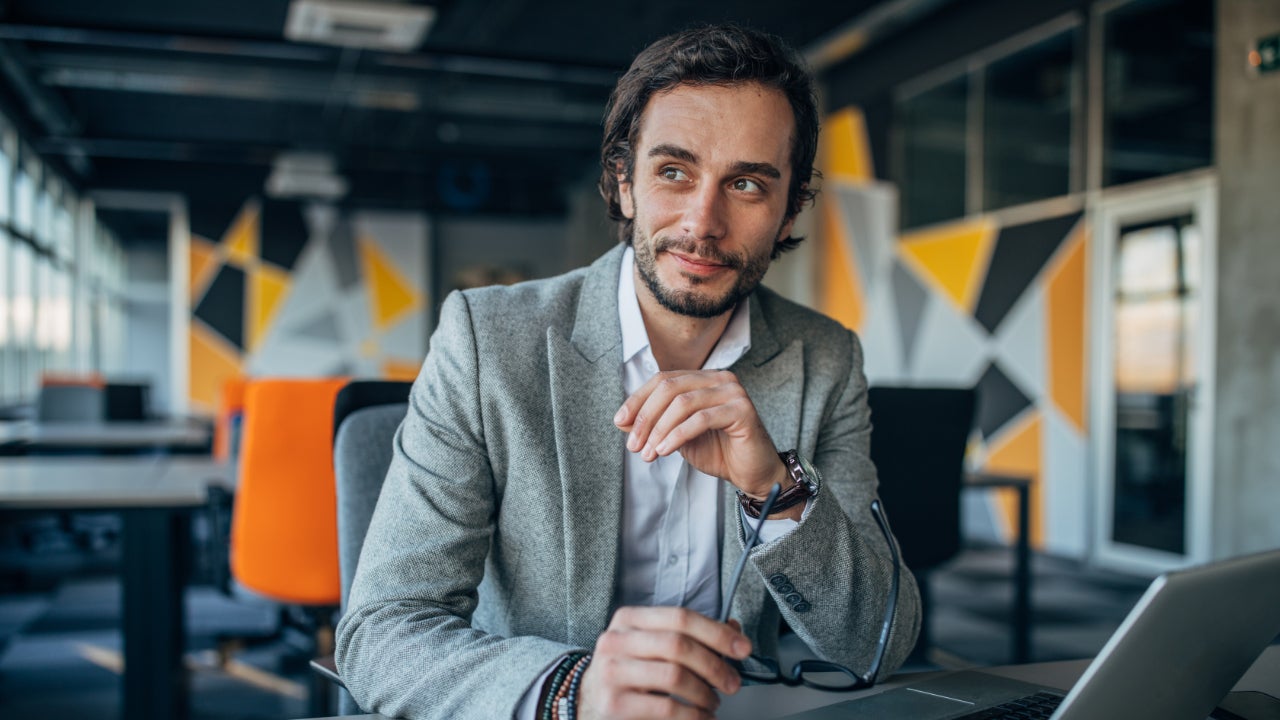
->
xmin=626 ymin=373 xmax=729 ymax=455
xmin=623 ymin=371 xmax=708 ymax=445
xmin=610 ymin=606 xmax=752 ymax=660
xmin=591 ymin=656 xmax=722 ymax=712
xmin=649 ymin=399 xmax=741 ymax=458
xmin=599 ymin=628 xmax=742 ymax=695
xmin=614 ymin=370 xmax=696 ymax=431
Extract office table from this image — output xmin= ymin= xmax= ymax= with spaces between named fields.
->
xmin=0 ymin=455 xmax=219 ymax=720
xmin=0 ymin=419 xmax=213 ymax=454
xmin=298 ymin=645 xmax=1280 ymax=720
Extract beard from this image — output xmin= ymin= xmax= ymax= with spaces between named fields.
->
xmin=631 ymin=228 xmax=775 ymax=319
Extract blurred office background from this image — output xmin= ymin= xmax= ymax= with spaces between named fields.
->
xmin=0 ymin=0 xmax=1277 ymax=718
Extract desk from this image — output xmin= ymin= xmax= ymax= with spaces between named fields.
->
xmin=0 ymin=419 xmax=212 ymax=454
xmin=294 ymin=645 xmax=1280 ymax=720
xmin=0 ymin=456 xmax=218 ymax=720
xmin=965 ymin=472 xmax=1033 ymax=663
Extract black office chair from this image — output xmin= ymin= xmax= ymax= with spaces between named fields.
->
xmin=312 ymin=379 xmax=413 ymax=715
xmin=103 ymin=382 xmax=150 ymax=421
xmin=867 ymin=385 xmax=977 ymax=663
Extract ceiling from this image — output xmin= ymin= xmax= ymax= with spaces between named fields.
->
xmin=0 ymin=0 xmax=932 ymax=219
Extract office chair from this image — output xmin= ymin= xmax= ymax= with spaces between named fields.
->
xmin=103 ymin=382 xmax=150 ymax=421
xmin=313 ymin=379 xmax=412 ymax=715
xmin=866 ymin=385 xmax=977 ymax=663
xmin=227 ymin=376 xmax=349 ymax=716
xmin=36 ymin=383 xmax=105 ymax=422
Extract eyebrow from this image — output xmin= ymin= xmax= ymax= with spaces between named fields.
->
xmin=647 ymin=144 xmax=783 ymax=180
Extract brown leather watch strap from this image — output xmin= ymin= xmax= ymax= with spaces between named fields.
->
xmin=738 ymin=451 xmax=816 ymax=519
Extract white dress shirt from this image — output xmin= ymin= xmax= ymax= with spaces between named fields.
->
xmin=515 ymin=247 xmax=801 ymax=719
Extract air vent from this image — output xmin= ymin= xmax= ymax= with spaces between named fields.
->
xmin=265 ymin=152 xmax=349 ymax=200
xmin=285 ymin=0 xmax=436 ymax=52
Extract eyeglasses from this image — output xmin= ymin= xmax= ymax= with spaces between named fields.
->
xmin=718 ymin=483 xmax=901 ymax=692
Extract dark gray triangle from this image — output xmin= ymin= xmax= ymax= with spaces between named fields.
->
xmin=837 ymin=187 xmax=881 ymax=291
xmin=891 ymin=261 xmax=929 ymax=369
xmin=327 ymin=218 xmax=360 ymax=291
xmin=292 ymin=311 xmax=343 ymax=343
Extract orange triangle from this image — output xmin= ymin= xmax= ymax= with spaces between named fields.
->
xmin=246 ymin=264 xmax=291 ymax=353
xmin=817 ymin=200 xmax=865 ymax=331
xmin=821 ymin=107 xmax=874 ymax=183
xmin=983 ymin=412 xmax=1044 ymax=548
xmin=190 ymin=237 xmax=219 ymax=302
xmin=898 ymin=218 xmax=997 ymax=315
xmin=359 ymin=234 xmax=421 ymax=331
xmin=189 ymin=322 xmax=244 ymax=414
xmin=223 ymin=200 xmax=260 ymax=268
xmin=1046 ymin=226 xmax=1089 ymax=433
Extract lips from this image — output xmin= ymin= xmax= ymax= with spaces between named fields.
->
xmin=670 ymin=251 xmax=730 ymax=275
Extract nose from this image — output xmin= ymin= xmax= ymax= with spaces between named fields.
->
xmin=681 ymin=183 xmax=728 ymax=241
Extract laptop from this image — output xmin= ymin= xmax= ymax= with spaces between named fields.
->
xmin=782 ymin=548 xmax=1280 ymax=720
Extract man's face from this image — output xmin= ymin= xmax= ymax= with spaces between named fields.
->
xmin=618 ymin=82 xmax=797 ymax=319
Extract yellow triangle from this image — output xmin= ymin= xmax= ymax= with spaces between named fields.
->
xmin=190 ymin=237 xmax=219 ymax=302
xmin=898 ymin=218 xmax=996 ymax=315
xmin=189 ymin=323 xmax=244 ymax=414
xmin=821 ymin=107 xmax=873 ymax=182
xmin=817 ymin=200 xmax=865 ymax=331
xmin=246 ymin=264 xmax=291 ymax=353
xmin=359 ymin=234 xmax=421 ymax=331
xmin=223 ymin=200 xmax=261 ymax=268
xmin=382 ymin=358 xmax=423 ymax=381
xmin=983 ymin=411 xmax=1044 ymax=548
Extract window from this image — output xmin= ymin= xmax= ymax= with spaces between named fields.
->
xmin=898 ymin=74 xmax=969 ymax=229
xmin=1102 ymin=0 xmax=1214 ymax=187
xmin=984 ymin=30 xmax=1077 ymax=211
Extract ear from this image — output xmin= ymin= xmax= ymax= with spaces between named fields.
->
xmin=617 ymin=169 xmax=635 ymax=220
xmin=777 ymin=214 xmax=797 ymax=244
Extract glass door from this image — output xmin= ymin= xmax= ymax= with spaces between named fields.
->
xmin=1092 ymin=176 xmax=1216 ymax=574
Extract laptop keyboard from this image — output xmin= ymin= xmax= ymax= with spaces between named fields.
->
xmin=952 ymin=691 xmax=1064 ymax=719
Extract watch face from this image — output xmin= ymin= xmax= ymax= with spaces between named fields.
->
xmin=797 ymin=455 xmax=822 ymax=493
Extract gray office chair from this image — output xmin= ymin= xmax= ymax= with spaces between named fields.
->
xmin=37 ymin=384 xmax=105 ymax=422
xmin=312 ymin=380 xmax=412 ymax=715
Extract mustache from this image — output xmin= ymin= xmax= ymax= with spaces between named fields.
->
xmin=652 ymin=236 xmax=745 ymax=270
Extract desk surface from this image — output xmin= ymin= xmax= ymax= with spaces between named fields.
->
xmin=0 ymin=419 xmax=211 ymax=450
xmin=300 ymin=645 xmax=1280 ymax=720
xmin=0 ymin=455 xmax=214 ymax=508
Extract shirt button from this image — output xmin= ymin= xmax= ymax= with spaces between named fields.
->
xmin=667 ymin=554 xmax=678 ymax=566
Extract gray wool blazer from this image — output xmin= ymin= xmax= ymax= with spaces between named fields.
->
xmin=335 ymin=244 xmax=921 ymax=719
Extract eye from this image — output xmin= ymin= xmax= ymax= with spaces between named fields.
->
xmin=660 ymin=167 xmax=689 ymax=182
xmin=733 ymin=178 xmax=763 ymax=193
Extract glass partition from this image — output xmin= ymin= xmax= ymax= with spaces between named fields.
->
xmin=898 ymin=74 xmax=969 ymax=230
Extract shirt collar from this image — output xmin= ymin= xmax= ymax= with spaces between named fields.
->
xmin=618 ymin=246 xmax=751 ymax=370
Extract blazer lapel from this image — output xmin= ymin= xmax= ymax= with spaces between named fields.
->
xmin=548 ymin=246 xmax=626 ymax=646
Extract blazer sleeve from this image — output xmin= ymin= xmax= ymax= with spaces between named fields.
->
xmin=745 ymin=330 xmax=922 ymax=678
xmin=335 ymin=291 xmax=576 ymax=720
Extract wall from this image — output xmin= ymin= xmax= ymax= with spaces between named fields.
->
xmin=186 ymin=198 xmax=431 ymax=414
xmin=122 ymin=240 xmax=169 ymax=413
xmin=814 ymin=108 xmax=1091 ymax=556
xmin=1212 ymin=0 xmax=1280 ymax=557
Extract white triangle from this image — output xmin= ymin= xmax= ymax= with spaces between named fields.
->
xmin=993 ymin=285 xmax=1047 ymax=399
xmin=245 ymin=335 xmax=346 ymax=377
xmin=909 ymin=291 xmax=992 ymax=386
xmin=1044 ymin=405 xmax=1088 ymax=558
xmin=858 ymin=278 xmax=904 ymax=385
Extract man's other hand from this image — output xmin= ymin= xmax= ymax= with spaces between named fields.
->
xmin=578 ymin=606 xmax=750 ymax=720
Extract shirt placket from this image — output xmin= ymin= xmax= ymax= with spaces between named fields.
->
xmin=651 ymin=454 xmax=689 ymax=607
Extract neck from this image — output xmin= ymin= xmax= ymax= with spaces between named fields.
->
xmin=634 ymin=270 xmax=735 ymax=371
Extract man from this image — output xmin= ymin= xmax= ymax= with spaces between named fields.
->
xmin=336 ymin=24 xmax=921 ymax=720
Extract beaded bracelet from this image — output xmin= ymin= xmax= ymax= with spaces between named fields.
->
xmin=539 ymin=653 xmax=585 ymax=720
xmin=557 ymin=652 xmax=592 ymax=720
xmin=551 ymin=653 xmax=591 ymax=719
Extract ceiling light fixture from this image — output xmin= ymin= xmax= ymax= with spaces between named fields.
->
xmin=284 ymin=0 xmax=436 ymax=52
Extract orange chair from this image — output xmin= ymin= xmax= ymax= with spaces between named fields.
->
xmin=228 ymin=377 xmax=348 ymax=714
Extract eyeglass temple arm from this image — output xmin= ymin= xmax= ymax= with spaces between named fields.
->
xmin=862 ymin=498 xmax=901 ymax=685
xmin=718 ymin=483 xmax=781 ymax=624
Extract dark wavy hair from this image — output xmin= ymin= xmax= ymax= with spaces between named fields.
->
xmin=598 ymin=24 xmax=821 ymax=257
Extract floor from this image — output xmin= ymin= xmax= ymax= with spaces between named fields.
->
xmin=0 ymin=541 xmax=1155 ymax=720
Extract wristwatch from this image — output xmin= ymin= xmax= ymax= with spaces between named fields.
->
xmin=738 ymin=450 xmax=821 ymax=518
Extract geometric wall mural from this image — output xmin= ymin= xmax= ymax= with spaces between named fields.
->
xmin=187 ymin=199 xmax=431 ymax=414
xmin=818 ymin=108 xmax=1090 ymax=556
